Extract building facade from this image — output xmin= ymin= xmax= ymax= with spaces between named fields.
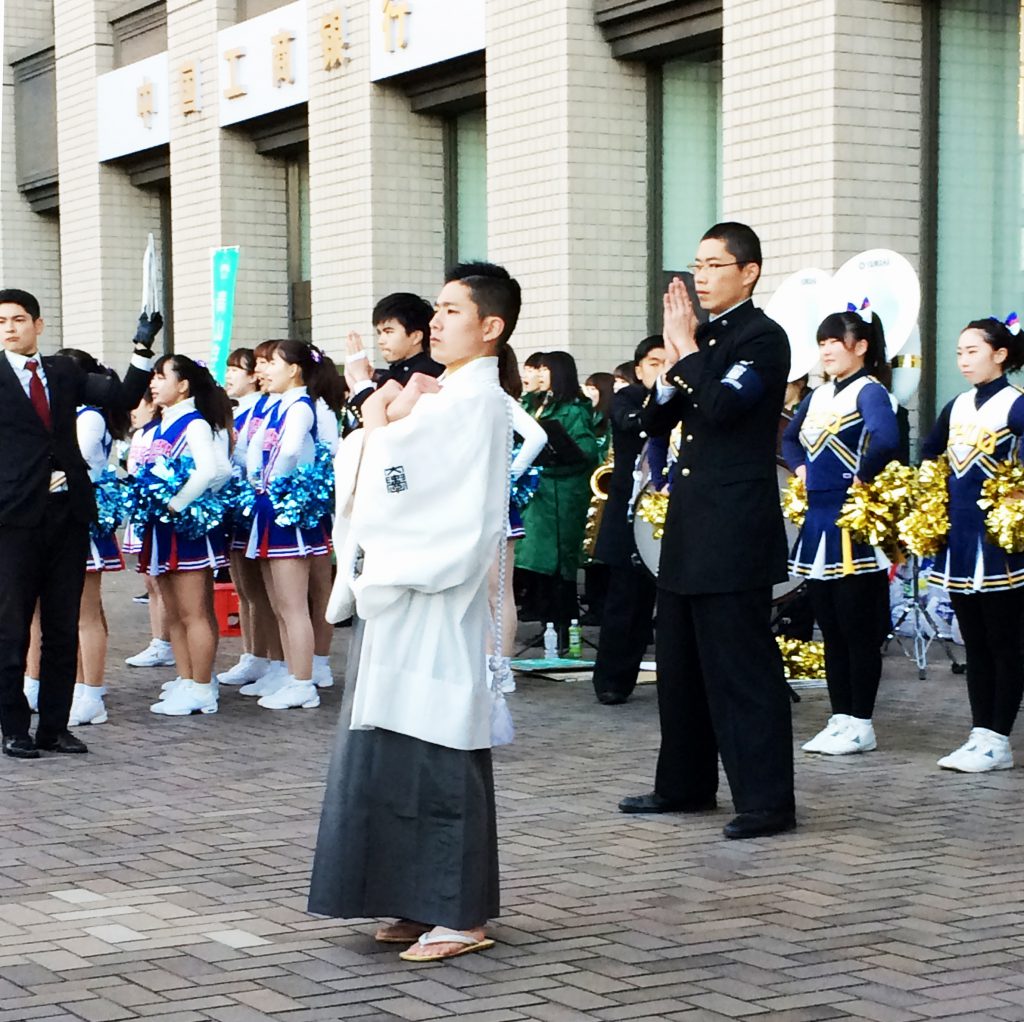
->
xmin=0 ymin=0 xmax=1020 ymax=425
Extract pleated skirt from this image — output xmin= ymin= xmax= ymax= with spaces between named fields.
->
xmin=307 ymin=622 xmax=500 ymax=930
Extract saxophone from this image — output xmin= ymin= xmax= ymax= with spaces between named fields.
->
xmin=582 ymin=450 xmax=613 ymax=559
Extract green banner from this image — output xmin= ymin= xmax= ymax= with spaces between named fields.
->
xmin=210 ymin=247 xmax=240 ymax=384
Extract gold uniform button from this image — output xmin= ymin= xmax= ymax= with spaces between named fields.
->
xmin=709 ymin=339 xmax=717 ymax=346
xmin=686 ymin=434 xmax=693 ymax=442
xmin=681 ymin=468 xmax=691 ymax=477
xmin=673 ymin=376 xmax=684 ymax=386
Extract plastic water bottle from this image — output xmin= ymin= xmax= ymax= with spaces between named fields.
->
xmin=543 ymin=622 xmax=558 ymax=660
xmin=567 ymin=619 xmax=582 ymax=659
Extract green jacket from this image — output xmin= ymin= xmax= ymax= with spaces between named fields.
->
xmin=515 ymin=395 xmax=601 ymax=579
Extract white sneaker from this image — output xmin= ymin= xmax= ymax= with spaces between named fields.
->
xmin=69 ymin=689 xmax=108 ymax=726
xmin=258 ymin=678 xmax=320 ymax=709
xmin=160 ymin=675 xmax=185 ymax=694
xmin=312 ymin=659 xmax=334 ymax=688
xmin=217 ymin=654 xmax=269 ymax=686
xmin=23 ymin=676 xmax=39 ymax=713
xmin=802 ymin=714 xmax=851 ymax=753
xmin=239 ymin=662 xmax=287 ymax=697
xmin=939 ymin=728 xmax=1013 ymax=772
xmin=817 ymin=717 xmax=877 ymax=755
xmin=150 ymin=680 xmax=218 ymax=716
xmin=126 ymin=639 xmax=176 ymax=668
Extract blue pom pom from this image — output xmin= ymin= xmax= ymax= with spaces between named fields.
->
xmin=267 ymin=441 xmax=335 ymax=528
xmin=91 ymin=470 xmax=128 ymax=541
xmin=510 ymin=465 xmax=543 ymax=511
xmin=126 ymin=456 xmax=226 ymax=541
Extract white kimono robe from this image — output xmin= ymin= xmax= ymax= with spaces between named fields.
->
xmin=327 ymin=355 xmax=509 ymax=751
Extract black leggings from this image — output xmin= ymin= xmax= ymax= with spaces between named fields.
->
xmin=949 ymin=589 xmax=1024 ymax=736
xmin=808 ymin=571 xmax=890 ymax=720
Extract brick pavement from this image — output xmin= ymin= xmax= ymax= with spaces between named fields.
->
xmin=1 ymin=572 xmax=1023 ymax=1022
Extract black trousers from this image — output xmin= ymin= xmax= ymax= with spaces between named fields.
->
xmin=0 ymin=496 xmax=89 ymax=740
xmin=950 ymin=588 xmax=1024 ymax=736
xmin=654 ymin=587 xmax=795 ymax=814
xmin=591 ymin=564 xmax=657 ymax=700
xmin=807 ymin=571 xmax=890 ymax=720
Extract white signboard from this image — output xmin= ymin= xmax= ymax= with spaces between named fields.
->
xmin=370 ymin=0 xmax=484 ymax=81
xmin=217 ymin=0 xmax=309 ymax=127
xmin=97 ymin=53 xmax=170 ymax=161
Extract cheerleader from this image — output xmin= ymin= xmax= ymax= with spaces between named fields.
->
xmin=924 ymin=319 xmax=1024 ymax=772
xmin=54 ymin=351 xmax=133 ymax=726
xmin=217 ymin=348 xmax=285 ymax=688
xmin=783 ymin=309 xmax=900 ymax=755
xmin=245 ymin=340 xmax=336 ymax=710
xmin=123 ymin=395 xmax=175 ymax=670
xmin=142 ymin=356 xmax=232 ymax=716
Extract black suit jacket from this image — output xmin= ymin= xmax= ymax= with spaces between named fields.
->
xmin=0 ymin=352 xmax=153 ymax=527
xmin=593 ymin=384 xmax=651 ymax=569
xmin=641 ymin=300 xmax=790 ymax=595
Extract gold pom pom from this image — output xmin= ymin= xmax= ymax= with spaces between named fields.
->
xmin=835 ymin=462 xmax=917 ymax=560
xmin=776 ymin=636 xmax=826 ymax=680
xmin=635 ymin=491 xmax=670 ymax=540
xmin=977 ymin=460 xmax=1024 ymax=553
xmin=897 ymin=457 xmax=950 ymax=559
xmin=781 ymin=475 xmax=808 ymax=527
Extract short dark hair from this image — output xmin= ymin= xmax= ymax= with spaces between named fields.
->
xmin=444 ymin=261 xmax=522 ymax=346
xmin=0 ymin=289 xmax=41 ymax=320
xmin=634 ymin=334 xmax=665 ymax=363
xmin=614 ymin=361 xmax=638 ymax=384
xmin=701 ymin=222 xmax=763 ymax=283
xmin=962 ymin=319 xmax=1024 ymax=374
xmin=372 ymin=292 xmax=433 ymax=350
xmin=524 ymin=351 xmax=545 ymax=368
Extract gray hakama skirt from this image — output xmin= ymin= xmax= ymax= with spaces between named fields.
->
xmin=307 ymin=622 xmax=500 ymax=930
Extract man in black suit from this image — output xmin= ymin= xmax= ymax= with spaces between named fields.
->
xmin=618 ymin=223 xmax=796 ymax=839
xmin=0 ymin=289 xmax=159 ymax=759
xmin=591 ymin=336 xmax=666 ymax=705
xmin=342 ymin=292 xmax=443 ymax=432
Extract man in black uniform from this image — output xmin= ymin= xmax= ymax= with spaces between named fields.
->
xmin=591 ymin=336 xmax=666 ymax=705
xmin=0 ymin=289 xmax=159 ymax=758
xmin=618 ymin=223 xmax=796 ymax=839
xmin=343 ymin=292 xmax=443 ymax=432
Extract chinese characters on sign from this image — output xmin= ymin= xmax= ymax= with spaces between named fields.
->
xmin=137 ymin=79 xmax=155 ymax=128
xmin=320 ymin=8 xmax=348 ymax=71
xmin=180 ymin=61 xmax=200 ymax=116
xmin=382 ymin=0 xmax=410 ymax=51
xmin=272 ymin=30 xmax=296 ymax=87
xmin=223 ymin=48 xmax=247 ymax=99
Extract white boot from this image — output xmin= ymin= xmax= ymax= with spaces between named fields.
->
xmin=802 ymin=714 xmax=851 ymax=753
xmin=939 ymin=728 xmax=1013 ymax=772
xmin=239 ymin=661 xmax=287 ymax=697
xmin=150 ymin=680 xmax=218 ymax=716
xmin=817 ymin=716 xmax=876 ymax=755
xmin=23 ymin=676 xmax=39 ymax=713
xmin=258 ymin=677 xmax=320 ymax=709
xmin=69 ymin=687 xmax=108 ymax=726
xmin=126 ymin=638 xmax=175 ymax=668
xmin=217 ymin=653 xmax=269 ymax=686
xmin=312 ymin=655 xmax=333 ymax=688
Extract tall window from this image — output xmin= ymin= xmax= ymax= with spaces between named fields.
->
xmin=445 ymin=108 xmax=487 ymax=264
xmin=286 ymin=153 xmax=311 ymax=342
xmin=934 ymin=2 xmax=1022 ymax=408
xmin=661 ymin=59 xmax=722 ymax=274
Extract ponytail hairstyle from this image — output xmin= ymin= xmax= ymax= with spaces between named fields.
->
xmin=227 ymin=347 xmax=256 ymax=374
xmin=56 ymin=348 xmax=131 ymax=440
xmin=152 ymin=354 xmax=234 ymax=433
xmin=271 ymin=339 xmax=346 ymax=413
xmin=816 ymin=310 xmax=890 ymax=388
xmin=963 ymin=319 xmax=1024 ymax=373
xmin=498 ymin=344 xmax=522 ymax=399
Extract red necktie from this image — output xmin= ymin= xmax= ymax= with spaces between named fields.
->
xmin=25 ymin=359 xmax=52 ymax=430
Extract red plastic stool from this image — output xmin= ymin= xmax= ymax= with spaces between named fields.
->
xmin=213 ymin=582 xmax=242 ymax=637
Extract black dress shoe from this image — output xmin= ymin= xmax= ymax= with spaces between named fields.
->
xmin=2 ymin=736 xmax=39 ymax=759
xmin=596 ymin=692 xmax=629 ymax=705
xmin=723 ymin=810 xmax=796 ymax=840
xmin=618 ymin=792 xmax=717 ymax=814
xmin=35 ymin=732 xmax=89 ymax=754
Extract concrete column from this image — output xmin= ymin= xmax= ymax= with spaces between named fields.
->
xmin=487 ymin=0 xmax=648 ymax=375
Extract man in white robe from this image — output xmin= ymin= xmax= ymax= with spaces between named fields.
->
xmin=309 ymin=262 xmax=522 ymax=963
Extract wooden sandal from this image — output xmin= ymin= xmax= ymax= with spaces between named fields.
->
xmin=399 ymin=930 xmax=495 ymax=962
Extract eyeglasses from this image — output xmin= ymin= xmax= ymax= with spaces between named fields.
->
xmin=687 ymin=261 xmax=743 ymax=273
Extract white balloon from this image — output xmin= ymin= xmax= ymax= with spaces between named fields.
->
xmin=762 ymin=268 xmax=833 ymax=382
xmin=830 ymin=249 xmax=921 ymax=359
